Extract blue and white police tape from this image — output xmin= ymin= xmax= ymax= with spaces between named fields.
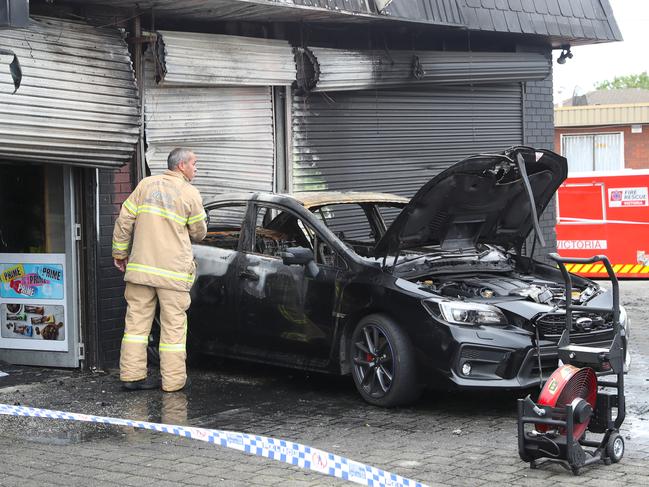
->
xmin=0 ymin=404 xmax=428 ymax=487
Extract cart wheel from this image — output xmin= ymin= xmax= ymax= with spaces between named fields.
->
xmin=606 ymin=433 xmax=624 ymax=463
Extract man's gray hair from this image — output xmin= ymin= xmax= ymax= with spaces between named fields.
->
xmin=167 ymin=148 xmax=194 ymax=170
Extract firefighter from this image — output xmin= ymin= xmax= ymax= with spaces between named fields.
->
xmin=112 ymin=148 xmax=207 ymax=392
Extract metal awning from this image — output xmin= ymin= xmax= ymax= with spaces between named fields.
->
xmin=154 ymin=31 xmax=296 ymax=87
xmin=295 ymin=47 xmax=551 ymax=92
xmin=0 ymin=17 xmax=139 ymax=168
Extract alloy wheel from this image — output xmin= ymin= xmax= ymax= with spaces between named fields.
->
xmin=352 ymin=324 xmax=395 ymax=398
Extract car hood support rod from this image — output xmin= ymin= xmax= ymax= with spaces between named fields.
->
xmin=516 ymin=152 xmax=545 ymax=248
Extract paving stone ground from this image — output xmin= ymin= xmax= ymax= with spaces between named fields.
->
xmin=0 ymin=281 xmax=647 ymax=486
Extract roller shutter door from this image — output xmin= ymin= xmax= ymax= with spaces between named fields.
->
xmin=144 ymin=77 xmax=276 ymax=203
xmin=143 ymin=31 xmax=294 ymax=202
xmin=292 ymin=84 xmax=523 ymax=196
xmin=292 ymin=85 xmax=523 ymax=239
xmin=0 ymin=17 xmax=139 ymax=168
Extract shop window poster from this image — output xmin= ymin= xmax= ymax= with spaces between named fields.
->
xmin=1 ymin=262 xmax=64 ymax=299
xmin=1 ymin=303 xmax=65 ymax=341
xmin=0 ymin=254 xmax=68 ymax=352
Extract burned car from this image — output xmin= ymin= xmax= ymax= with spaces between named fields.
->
xmin=187 ymin=147 xmax=629 ymax=407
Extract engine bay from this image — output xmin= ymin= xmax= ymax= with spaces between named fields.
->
xmin=415 ymin=272 xmax=598 ymax=305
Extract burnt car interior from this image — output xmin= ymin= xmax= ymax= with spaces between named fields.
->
xmin=254 ymin=204 xmax=348 ymax=268
xmin=202 ymin=203 xmax=246 ymax=250
xmin=202 ymin=200 xmax=409 ymax=266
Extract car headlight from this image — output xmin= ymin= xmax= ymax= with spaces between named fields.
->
xmin=423 ymin=299 xmax=508 ymax=326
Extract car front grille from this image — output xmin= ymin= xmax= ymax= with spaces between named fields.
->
xmin=534 ymin=312 xmax=614 ymax=340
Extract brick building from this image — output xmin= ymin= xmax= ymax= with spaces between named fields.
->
xmin=555 ymin=90 xmax=649 ymax=172
xmin=0 ymin=0 xmax=623 ymax=369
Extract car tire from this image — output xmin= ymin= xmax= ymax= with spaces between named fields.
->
xmin=349 ymin=314 xmax=420 ymax=407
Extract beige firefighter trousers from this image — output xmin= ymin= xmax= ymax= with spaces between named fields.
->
xmin=120 ymin=282 xmax=191 ymax=392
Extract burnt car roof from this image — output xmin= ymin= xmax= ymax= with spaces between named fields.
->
xmin=204 ymin=191 xmax=408 ymax=209
xmin=293 ymin=191 xmax=408 ymax=209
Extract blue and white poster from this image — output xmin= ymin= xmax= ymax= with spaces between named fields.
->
xmin=1 ymin=262 xmax=64 ymax=300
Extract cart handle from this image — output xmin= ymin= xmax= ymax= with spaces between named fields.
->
xmin=549 ymin=254 xmax=609 ymax=265
xmin=548 ymin=253 xmax=624 ymax=429
xmin=547 ymin=253 xmax=620 ymax=334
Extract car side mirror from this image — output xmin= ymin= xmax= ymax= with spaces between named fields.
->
xmin=281 ymin=247 xmax=319 ymax=278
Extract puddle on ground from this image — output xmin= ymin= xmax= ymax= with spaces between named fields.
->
xmin=625 ymin=416 xmax=649 ymax=440
xmin=27 ymin=427 xmax=117 ymax=445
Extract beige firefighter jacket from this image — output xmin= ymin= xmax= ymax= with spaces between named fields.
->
xmin=112 ymin=170 xmax=207 ymax=292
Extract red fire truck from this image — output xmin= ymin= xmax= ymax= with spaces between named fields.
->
xmin=556 ymin=171 xmax=649 ymax=278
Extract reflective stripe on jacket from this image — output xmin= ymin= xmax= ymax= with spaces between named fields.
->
xmin=112 ymin=170 xmax=207 ymax=291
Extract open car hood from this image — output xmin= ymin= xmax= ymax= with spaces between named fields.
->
xmin=374 ymin=147 xmax=568 ymax=256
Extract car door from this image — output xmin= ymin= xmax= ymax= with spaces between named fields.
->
xmin=236 ymin=202 xmax=346 ymax=369
xmin=188 ymin=201 xmax=247 ymax=352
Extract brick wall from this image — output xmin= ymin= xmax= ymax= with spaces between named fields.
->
xmin=554 ymin=124 xmax=649 ymax=170
xmin=523 ymin=72 xmax=557 ymax=264
xmin=97 ymin=164 xmax=134 ymax=367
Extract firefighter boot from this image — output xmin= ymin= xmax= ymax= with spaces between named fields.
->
xmin=123 ymin=376 xmax=161 ymax=391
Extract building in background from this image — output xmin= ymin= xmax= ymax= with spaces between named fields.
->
xmin=0 ymin=0 xmax=623 ymax=369
xmin=555 ymin=89 xmax=649 ymax=172
xmin=554 ymin=89 xmax=649 ymax=278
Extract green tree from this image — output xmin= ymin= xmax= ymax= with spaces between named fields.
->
xmin=595 ymin=72 xmax=649 ymax=90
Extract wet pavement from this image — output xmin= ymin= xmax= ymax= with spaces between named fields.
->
xmin=0 ymin=281 xmax=648 ymax=486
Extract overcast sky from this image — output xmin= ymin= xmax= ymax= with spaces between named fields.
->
xmin=552 ymin=0 xmax=649 ymax=103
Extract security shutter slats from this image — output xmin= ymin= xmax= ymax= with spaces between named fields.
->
xmin=155 ymin=31 xmax=296 ymax=87
xmin=296 ymin=47 xmax=550 ymax=92
xmin=292 ymin=85 xmax=523 ymax=239
xmin=144 ymin=56 xmax=275 ymax=201
xmin=292 ymin=85 xmax=523 ymax=196
xmin=0 ymin=17 xmax=139 ymax=168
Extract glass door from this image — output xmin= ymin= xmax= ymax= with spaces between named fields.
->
xmin=0 ymin=163 xmax=80 ymax=367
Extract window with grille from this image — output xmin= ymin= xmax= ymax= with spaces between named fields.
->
xmin=561 ymin=133 xmax=623 ymax=173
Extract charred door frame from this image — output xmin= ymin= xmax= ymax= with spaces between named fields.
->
xmin=235 ymin=199 xmax=348 ymax=368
